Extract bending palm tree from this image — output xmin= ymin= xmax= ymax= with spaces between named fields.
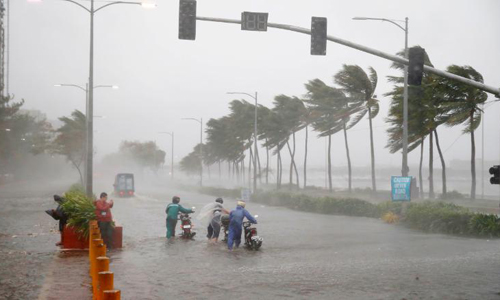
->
xmin=334 ymin=65 xmax=379 ymax=192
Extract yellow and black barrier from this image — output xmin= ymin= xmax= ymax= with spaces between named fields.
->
xmin=88 ymin=220 xmax=121 ymax=300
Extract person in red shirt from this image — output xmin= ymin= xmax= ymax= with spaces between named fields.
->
xmin=95 ymin=192 xmax=114 ymax=249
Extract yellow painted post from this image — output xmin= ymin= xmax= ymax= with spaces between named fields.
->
xmin=92 ymin=241 xmax=106 ymax=299
xmin=89 ymin=231 xmax=101 ymax=277
xmin=103 ymin=290 xmax=120 ymax=300
xmin=103 ymin=290 xmax=121 ymax=300
xmin=97 ymin=271 xmax=114 ymax=300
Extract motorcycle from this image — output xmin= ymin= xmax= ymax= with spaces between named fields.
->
xmin=220 ymin=214 xmax=230 ymax=242
xmin=178 ymin=207 xmax=196 ymax=239
xmin=243 ymin=215 xmax=263 ymax=250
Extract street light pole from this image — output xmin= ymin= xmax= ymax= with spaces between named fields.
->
xmin=41 ymin=0 xmax=153 ymax=197
xmin=159 ymin=131 xmax=175 ymax=180
xmin=353 ymin=16 xmax=410 ymax=177
xmin=182 ymin=118 xmax=203 ymax=187
xmin=227 ymin=91 xmax=258 ymax=193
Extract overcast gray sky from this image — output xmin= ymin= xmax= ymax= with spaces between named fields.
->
xmin=10 ymin=0 xmax=500 ymax=171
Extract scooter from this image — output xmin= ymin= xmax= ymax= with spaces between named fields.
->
xmin=243 ymin=215 xmax=263 ymax=250
xmin=178 ymin=207 xmax=196 ymax=239
xmin=220 ymin=214 xmax=230 ymax=242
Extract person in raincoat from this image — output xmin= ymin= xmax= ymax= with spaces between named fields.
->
xmin=166 ymin=196 xmax=194 ymax=239
xmin=197 ymin=198 xmax=229 ymax=242
xmin=227 ymin=200 xmax=257 ymax=250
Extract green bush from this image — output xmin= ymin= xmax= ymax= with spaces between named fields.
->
xmin=249 ymin=190 xmax=500 ymax=238
xmin=61 ymin=188 xmax=96 ymax=238
xmin=469 ymin=214 xmax=500 ymax=237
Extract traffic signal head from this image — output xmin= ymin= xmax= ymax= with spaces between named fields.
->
xmin=179 ymin=0 xmax=197 ymax=40
xmin=311 ymin=17 xmax=327 ymax=56
xmin=489 ymin=165 xmax=500 ymax=185
xmin=408 ymin=47 xmax=425 ymax=85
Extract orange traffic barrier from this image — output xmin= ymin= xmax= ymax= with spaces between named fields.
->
xmin=88 ymin=220 xmax=121 ymax=299
xmin=98 ymin=271 xmax=114 ymax=300
xmin=103 ymin=290 xmax=121 ymax=300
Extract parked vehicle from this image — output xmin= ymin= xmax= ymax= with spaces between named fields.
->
xmin=243 ymin=215 xmax=262 ymax=250
xmin=113 ymin=173 xmax=134 ymax=197
xmin=179 ymin=211 xmax=196 ymax=239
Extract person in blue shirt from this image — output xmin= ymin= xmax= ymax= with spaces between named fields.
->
xmin=166 ymin=196 xmax=194 ymax=239
xmin=227 ymin=200 xmax=257 ymax=250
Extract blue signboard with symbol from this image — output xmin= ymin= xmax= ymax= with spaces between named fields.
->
xmin=391 ymin=176 xmax=412 ymax=201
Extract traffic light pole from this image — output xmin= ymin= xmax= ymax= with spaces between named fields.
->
xmin=196 ymin=16 xmax=500 ymax=97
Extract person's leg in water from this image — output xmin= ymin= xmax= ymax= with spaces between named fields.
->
xmin=227 ymin=224 xmax=241 ymax=250
xmin=210 ymin=219 xmax=221 ymax=243
xmin=166 ymin=218 xmax=177 ymax=239
xmin=207 ymin=223 xmax=213 ymax=239
xmin=234 ymin=226 xmax=242 ymax=248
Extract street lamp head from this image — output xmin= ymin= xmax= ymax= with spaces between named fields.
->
xmin=54 ymin=84 xmax=62 ymax=87
xmin=352 ymin=17 xmax=369 ymax=20
xmin=111 ymin=85 xmax=119 ymax=89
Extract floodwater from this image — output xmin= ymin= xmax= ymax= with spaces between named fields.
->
xmin=109 ymin=188 xmax=500 ymax=300
xmin=1 ymin=180 xmax=500 ymax=299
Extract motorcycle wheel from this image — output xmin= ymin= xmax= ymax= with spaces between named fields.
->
xmin=251 ymin=240 xmax=262 ymax=250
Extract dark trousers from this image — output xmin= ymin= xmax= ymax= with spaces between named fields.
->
xmin=98 ymin=221 xmax=113 ymax=249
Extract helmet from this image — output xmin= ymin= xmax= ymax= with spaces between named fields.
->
xmin=215 ymin=198 xmax=223 ymax=204
xmin=172 ymin=196 xmax=180 ymax=204
xmin=237 ymin=200 xmax=246 ymax=208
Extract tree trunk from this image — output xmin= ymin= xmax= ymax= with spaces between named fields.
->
xmin=434 ymin=130 xmax=447 ymax=197
xmin=419 ymin=137 xmax=424 ymax=198
xmin=72 ymin=160 xmax=84 ymax=187
xmin=218 ymin=160 xmax=221 ymax=179
xmin=328 ymin=134 xmax=332 ymax=192
xmin=429 ymin=132 xmax=435 ymax=199
xmin=470 ymin=110 xmax=476 ymax=200
xmin=343 ymin=121 xmax=352 ymax=193
xmin=292 ymin=132 xmax=300 ymax=188
xmin=235 ymin=161 xmax=240 ymax=184
xmin=266 ymin=139 xmax=269 ymax=185
xmin=241 ymin=159 xmax=245 ymax=184
xmin=287 ymin=141 xmax=293 ymax=189
xmin=303 ymin=125 xmax=308 ymax=189
xmin=277 ymin=147 xmax=282 ymax=189
xmin=256 ymin=145 xmax=262 ymax=184
xmin=249 ymin=147 xmax=253 ymax=190
xmin=368 ymin=106 xmax=377 ymax=192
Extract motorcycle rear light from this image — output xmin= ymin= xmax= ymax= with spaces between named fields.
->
xmin=119 ymin=191 xmax=124 ymax=196
xmin=128 ymin=191 xmax=133 ymax=195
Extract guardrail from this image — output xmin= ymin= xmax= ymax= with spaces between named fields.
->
xmin=89 ymin=220 xmax=121 ymax=300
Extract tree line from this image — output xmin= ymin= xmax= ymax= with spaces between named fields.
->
xmin=181 ymin=47 xmax=489 ymax=199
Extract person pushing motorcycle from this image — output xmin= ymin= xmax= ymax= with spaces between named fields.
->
xmin=227 ymin=200 xmax=257 ymax=250
xmin=166 ymin=196 xmax=194 ymax=239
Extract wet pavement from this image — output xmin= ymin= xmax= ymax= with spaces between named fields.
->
xmin=2 ymin=181 xmax=500 ymax=300
xmin=0 ymin=181 xmax=91 ymax=300
xmin=109 ymin=188 xmax=500 ymax=300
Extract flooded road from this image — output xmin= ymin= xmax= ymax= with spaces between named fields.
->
xmin=108 ymin=188 xmax=500 ymax=300
xmin=1 ymin=180 xmax=500 ymax=299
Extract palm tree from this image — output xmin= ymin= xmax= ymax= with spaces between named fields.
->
xmin=334 ymin=65 xmax=379 ymax=192
xmin=304 ymin=79 xmax=346 ymax=192
xmin=437 ymin=65 xmax=488 ymax=200
xmin=272 ymin=95 xmax=307 ymax=189
xmin=385 ymin=47 xmax=450 ymax=198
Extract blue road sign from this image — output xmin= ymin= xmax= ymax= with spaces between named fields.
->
xmin=391 ymin=176 xmax=412 ymax=201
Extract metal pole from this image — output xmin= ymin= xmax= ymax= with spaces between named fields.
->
xmin=83 ymin=82 xmax=89 ymax=189
xmin=171 ymin=132 xmax=174 ymax=180
xmin=253 ymin=92 xmax=258 ymax=193
xmin=197 ymin=16 xmax=500 ymax=97
xmin=200 ymin=118 xmax=203 ymax=187
xmin=481 ymin=104 xmax=484 ymax=200
xmin=402 ymin=17 xmax=409 ymax=177
xmin=86 ymin=1 xmax=94 ymax=197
